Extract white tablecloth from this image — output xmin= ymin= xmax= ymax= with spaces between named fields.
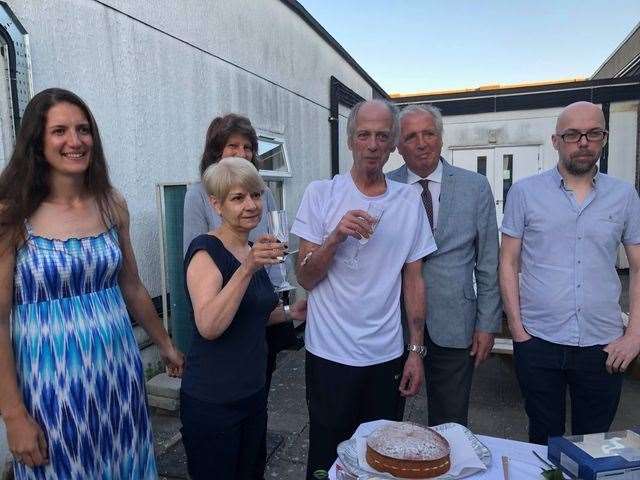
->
xmin=330 ymin=434 xmax=550 ymax=479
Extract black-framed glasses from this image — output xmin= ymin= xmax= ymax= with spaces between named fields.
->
xmin=559 ymin=130 xmax=608 ymax=143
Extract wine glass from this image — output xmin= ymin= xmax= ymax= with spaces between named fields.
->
xmin=267 ymin=210 xmax=293 ymax=291
xmin=344 ymin=202 xmax=384 ymax=268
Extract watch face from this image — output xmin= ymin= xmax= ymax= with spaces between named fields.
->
xmin=408 ymin=345 xmax=426 ymax=358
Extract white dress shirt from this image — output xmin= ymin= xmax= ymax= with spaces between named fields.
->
xmin=407 ymin=160 xmax=443 ymax=231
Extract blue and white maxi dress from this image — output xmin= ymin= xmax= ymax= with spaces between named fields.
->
xmin=10 ymin=223 xmax=157 ymax=479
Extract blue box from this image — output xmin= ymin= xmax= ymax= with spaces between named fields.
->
xmin=548 ymin=429 xmax=640 ymax=479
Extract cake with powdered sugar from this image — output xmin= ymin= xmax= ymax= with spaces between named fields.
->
xmin=366 ymin=422 xmax=451 ymax=478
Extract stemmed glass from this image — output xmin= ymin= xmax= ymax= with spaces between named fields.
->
xmin=344 ymin=202 xmax=384 ymax=269
xmin=267 ymin=210 xmax=293 ymax=291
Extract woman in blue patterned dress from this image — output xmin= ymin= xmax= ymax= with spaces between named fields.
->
xmin=0 ymin=88 xmax=184 ymax=479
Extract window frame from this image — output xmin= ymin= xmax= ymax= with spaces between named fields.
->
xmin=256 ymin=133 xmax=292 ymax=179
xmin=256 ymin=133 xmax=291 ymax=210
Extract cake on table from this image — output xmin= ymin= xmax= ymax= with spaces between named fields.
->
xmin=365 ymin=422 xmax=451 ymax=479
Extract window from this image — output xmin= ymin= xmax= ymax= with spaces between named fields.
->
xmin=477 ymin=156 xmax=487 ymax=176
xmin=503 ymin=154 xmax=513 ymax=200
xmin=257 ymin=135 xmax=291 ymax=210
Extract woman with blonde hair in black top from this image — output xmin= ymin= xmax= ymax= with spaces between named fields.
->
xmin=181 ymin=157 xmax=305 ymax=479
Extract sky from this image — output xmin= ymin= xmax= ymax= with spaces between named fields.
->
xmin=297 ymin=0 xmax=640 ymax=95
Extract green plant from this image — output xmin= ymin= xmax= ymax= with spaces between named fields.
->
xmin=533 ymin=451 xmax=564 ymax=479
xmin=144 ymin=360 xmax=164 ymax=380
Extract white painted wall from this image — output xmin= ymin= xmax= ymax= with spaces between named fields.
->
xmin=608 ymin=101 xmax=639 ymax=184
xmin=5 ymin=0 xmax=375 ymax=295
xmin=386 ymin=102 xmax=639 ymax=189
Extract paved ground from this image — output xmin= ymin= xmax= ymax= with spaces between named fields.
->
xmin=155 ymin=347 xmax=640 ymax=480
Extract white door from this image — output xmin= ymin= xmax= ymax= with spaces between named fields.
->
xmin=451 ymin=145 xmax=541 ymax=224
xmin=493 ymin=146 xmax=540 ymax=224
xmin=450 ymin=147 xmax=498 ymax=209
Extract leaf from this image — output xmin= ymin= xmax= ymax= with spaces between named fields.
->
xmin=541 ymin=467 xmax=565 ymax=479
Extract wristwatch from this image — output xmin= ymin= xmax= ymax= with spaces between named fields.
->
xmin=283 ymin=304 xmax=291 ymax=322
xmin=407 ymin=344 xmax=427 ymax=359
xmin=300 ymin=251 xmax=313 ymax=266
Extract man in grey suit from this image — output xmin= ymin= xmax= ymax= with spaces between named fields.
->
xmin=387 ymin=105 xmax=502 ymax=426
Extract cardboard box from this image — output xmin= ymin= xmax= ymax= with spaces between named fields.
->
xmin=548 ymin=429 xmax=640 ymax=479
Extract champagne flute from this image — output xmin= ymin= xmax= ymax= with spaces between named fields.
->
xmin=344 ymin=202 xmax=384 ymax=268
xmin=267 ymin=210 xmax=293 ymax=291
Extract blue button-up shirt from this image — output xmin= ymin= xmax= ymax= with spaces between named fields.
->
xmin=501 ymin=167 xmax=640 ymax=346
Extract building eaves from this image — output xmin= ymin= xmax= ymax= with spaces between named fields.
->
xmin=392 ymin=76 xmax=640 ymax=104
xmin=280 ymin=0 xmax=388 ymax=99
xmin=391 ymin=78 xmax=587 ymax=100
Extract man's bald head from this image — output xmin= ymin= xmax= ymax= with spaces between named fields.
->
xmin=555 ymin=101 xmax=605 ymax=134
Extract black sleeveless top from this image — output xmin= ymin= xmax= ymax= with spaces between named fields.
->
xmin=181 ymin=234 xmax=279 ymax=403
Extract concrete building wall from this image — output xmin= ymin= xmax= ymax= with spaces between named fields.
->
xmin=608 ymin=101 xmax=639 ymax=183
xmin=386 ymin=102 xmax=639 ymax=188
xmin=5 ymin=0 xmax=375 ymax=295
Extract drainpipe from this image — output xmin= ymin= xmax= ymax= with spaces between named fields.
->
xmin=636 ymin=102 xmax=640 ymax=193
xmin=599 ymin=102 xmax=610 ymax=174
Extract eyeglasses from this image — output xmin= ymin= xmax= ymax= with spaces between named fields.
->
xmin=559 ymin=130 xmax=608 ymax=143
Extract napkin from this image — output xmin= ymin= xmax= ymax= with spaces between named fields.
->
xmin=353 ymin=420 xmax=486 ymax=479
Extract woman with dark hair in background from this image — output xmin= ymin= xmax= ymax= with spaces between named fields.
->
xmin=0 ymin=88 xmax=183 ymax=479
xmin=183 ymin=114 xmax=268 ymax=254
xmin=182 ymin=114 xmax=304 ymax=471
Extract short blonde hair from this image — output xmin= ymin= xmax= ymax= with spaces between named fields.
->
xmin=202 ymin=156 xmax=265 ymax=201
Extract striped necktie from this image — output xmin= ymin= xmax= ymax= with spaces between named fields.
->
xmin=418 ymin=179 xmax=434 ymax=230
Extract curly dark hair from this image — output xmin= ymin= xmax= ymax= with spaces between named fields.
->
xmin=199 ymin=113 xmax=259 ymax=177
xmin=0 ymin=88 xmax=114 ymax=248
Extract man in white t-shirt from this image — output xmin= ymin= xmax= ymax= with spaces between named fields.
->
xmin=292 ymin=100 xmax=437 ymax=479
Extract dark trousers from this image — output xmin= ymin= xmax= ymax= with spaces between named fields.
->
xmin=424 ymin=332 xmax=475 ymax=427
xmin=514 ymin=336 xmax=623 ymax=445
xmin=259 ymin=322 xmax=299 ymax=471
xmin=180 ymin=390 xmax=267 ymax=480
xmin=305 ymin=351 xmax=405 ymax=480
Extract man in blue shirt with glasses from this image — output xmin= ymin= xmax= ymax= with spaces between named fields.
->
xmin=500 ymin=101 xmax=640 ymax=445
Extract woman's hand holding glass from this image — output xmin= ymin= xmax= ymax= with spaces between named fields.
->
xmin=243 ymin=234 xmax=287 ymax=274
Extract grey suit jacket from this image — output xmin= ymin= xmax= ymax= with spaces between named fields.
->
xmin=387 ymin=159 xmax=502 ymax=348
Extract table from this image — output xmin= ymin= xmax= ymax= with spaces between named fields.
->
xmin=329 ymin=434 xmax=550 ymax=479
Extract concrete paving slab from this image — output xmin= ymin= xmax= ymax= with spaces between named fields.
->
xmin=147 ymin=373 xmax=181 ymax=399
xmin=267 ymin=412 xmax=308 ymax=434
xmin=157 ymin=441 xmax=188 ymax=479
xmin=264 ymin=456 xmax=307 ymax=479
xmin=151 ymin=412 xmax=182 ymax=453
xmin=148 ymin=395 xmax=179 ymax=411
